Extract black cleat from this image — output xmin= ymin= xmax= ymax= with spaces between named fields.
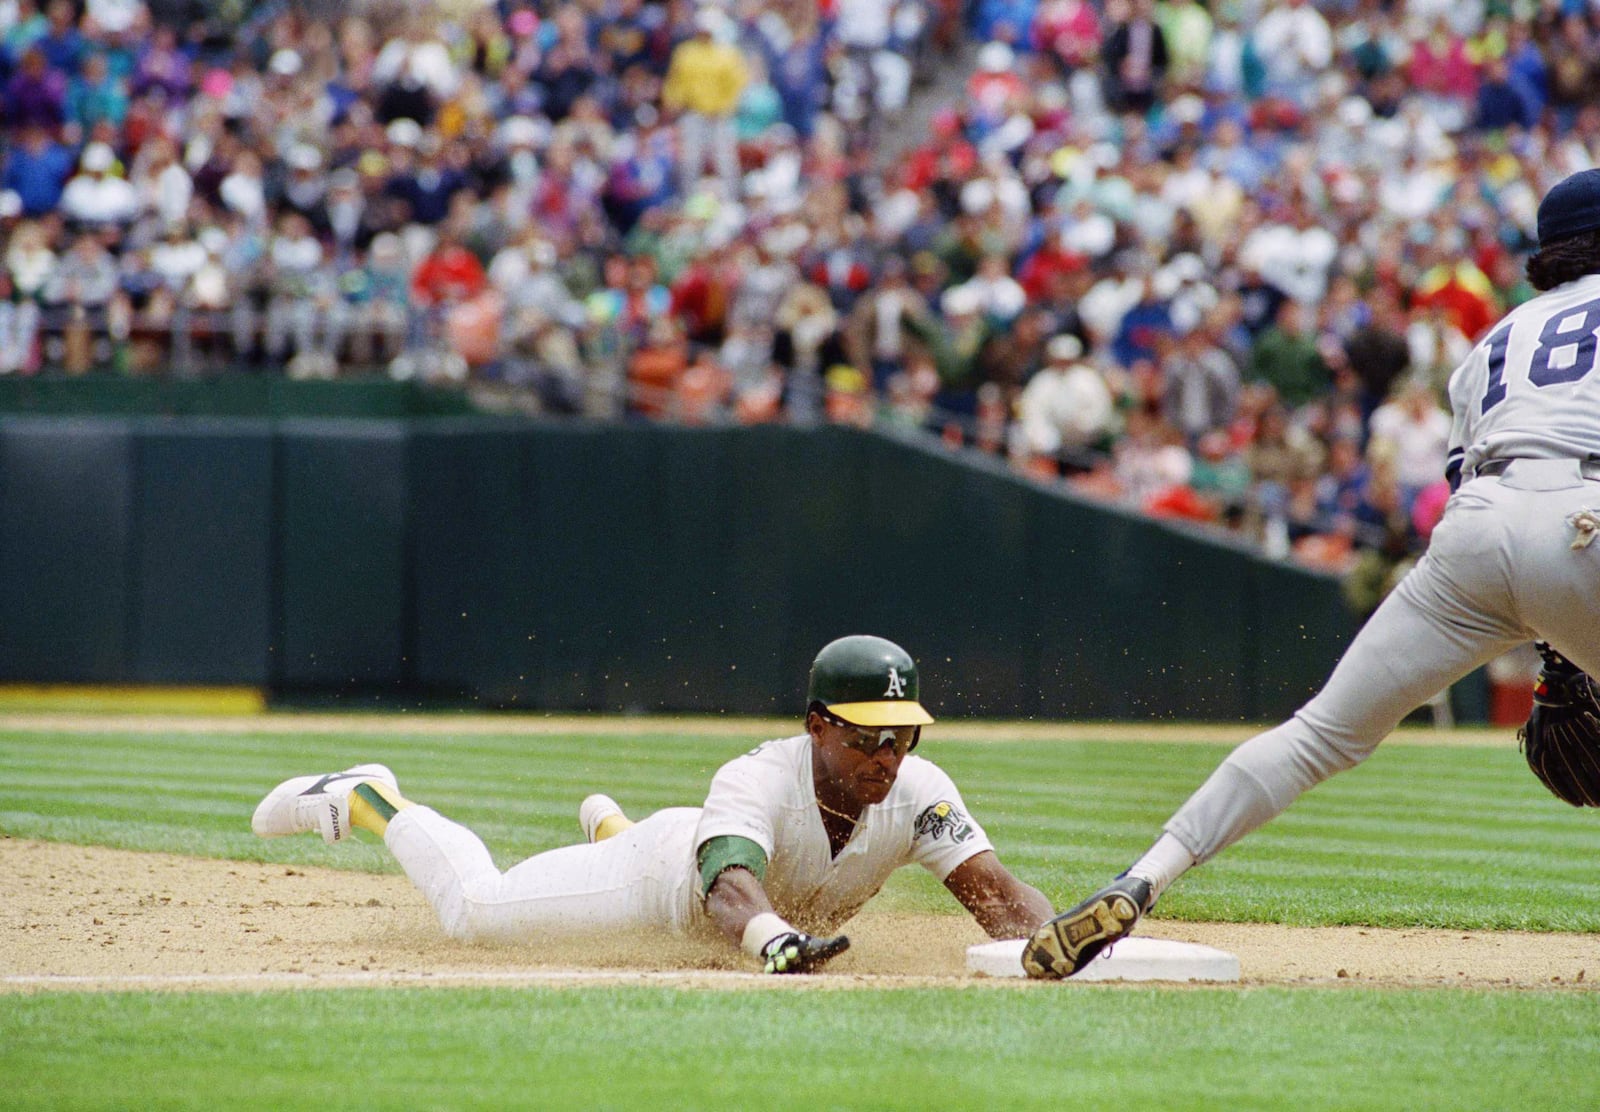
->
xmin=1021 ymin=876 xmax=1153 ymax=979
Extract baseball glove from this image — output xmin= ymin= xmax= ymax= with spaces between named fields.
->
xmin=761 ymin=931 xmax=850 ymax=974
xmin=1519 ymin=643 xmax=1600 ymax=807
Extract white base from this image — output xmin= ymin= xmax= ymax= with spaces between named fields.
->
xmin=966 ymin=936 xmax=1240 ymax=982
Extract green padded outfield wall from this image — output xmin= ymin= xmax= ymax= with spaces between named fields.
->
xmin=0 ymin=419 xmax=134 ymax=681
xmin=0 ymin=418 xmax=1355 ymax=719
xmin=275 ymin=421 xmax=409 ymax=688
xmin=131 ymin=422 xmax=274 ymax=682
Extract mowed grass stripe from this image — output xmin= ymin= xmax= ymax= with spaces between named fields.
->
xmin=3 ymin=986 xmax=1599 ymax=1112
xmin=3 ymin=725 xmax=1599 ymax=930
xmin=0 ymin=728 xmax=734 ymax=797
xmin=0 ymin=725 xmax=751 ymax=772
xmin=0 ymin=736 xmax=1574 ymax=846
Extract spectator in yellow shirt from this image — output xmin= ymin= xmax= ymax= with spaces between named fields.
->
xmin=663 ymin=9 xmax=749 ymax=190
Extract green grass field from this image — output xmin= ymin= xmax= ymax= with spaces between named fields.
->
xmin=3 ymin=717 xmax=1600 ymax=1110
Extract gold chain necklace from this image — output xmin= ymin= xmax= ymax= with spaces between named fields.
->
xmin=816 ymin=798 xmax=861 ymax=826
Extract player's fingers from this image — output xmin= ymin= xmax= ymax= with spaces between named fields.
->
xmin=764 ymin=943 xmax=799 ymax=974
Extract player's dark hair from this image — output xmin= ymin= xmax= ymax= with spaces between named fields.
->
xmin=1527 ymin=229 xmax=1600 ymax=291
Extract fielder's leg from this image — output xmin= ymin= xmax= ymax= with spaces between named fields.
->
xmin=1026 ymin=485 xmax=1530 ymax=978
xmin=1161 ymin=470 xmax=1600 ymax=867
xmin=1158 ymin=574 xmax=1521 ymax=867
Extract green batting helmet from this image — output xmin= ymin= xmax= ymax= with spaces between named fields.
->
xmin=806 ymin=635 xmax=934 ymax=727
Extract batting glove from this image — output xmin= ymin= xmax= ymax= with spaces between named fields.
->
xmin=761 ymin=931 xmax=850 ymax=974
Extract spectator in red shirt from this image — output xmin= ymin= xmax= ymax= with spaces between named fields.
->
xmin=966 ymin=42 xmax=1026 ymax=119
xmin=670 ymin=242 xmax=736 ymax=346
xmin=1406 ymin=20 xmax=1477 ymax=105
xmin=902 ymin=108 xmax=977 ymax=192
xmin=1032 ymin=0 xmax=1101 ymax=74
xmin=1017 ymin=238 xmax=1087 ymax=303
xmin=410 ymin=225 xmax=487 ymax=307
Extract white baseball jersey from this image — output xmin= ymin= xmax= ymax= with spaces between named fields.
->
xmin=694 ymin=734 xmax=995 ymax=933
xmin=1160 ymin=272 xmax=1600 ymax=865
xmin=1446 ymin=272 xmax=1600 ymax=479
xmin=382 ymin=733 xmax=992 ymax=944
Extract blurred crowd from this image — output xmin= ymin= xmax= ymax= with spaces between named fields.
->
xmin=1 ymin=0 xmax=1599 ymax=573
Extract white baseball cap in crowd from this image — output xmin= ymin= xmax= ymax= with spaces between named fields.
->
xmin=1163 ymin=253 xmax=1206 ymax=283
xmin=88 ymin=0 xmax=139 ymax=33
xmin=1168 ymin=94 xmax=1204 ymax=125
xmin=370 ymin=232 xmax=404 ymax=262
xmin=285 ymin=143 xmax=322 ymax=171
xmin=198 ymin=226 xmax=228 ymax=255
xmin=1337 ymin=95 xmax=1373 ymax=129
xmin=498 ymin=115 xmax=543 ymax=148
xmin=978 ymin=41 xmax=1014 ymax=73
xmin=268 ymin=49 xmax=302 ymax=77
xmin=941 ymin=285 xmax=982 ymax=316
xmin=1047 ymin=334 xmax=1084 ymax=363
xmin=82 ymin=142 xmax=115 ymax=172
xmin=761 ymin=221 xmax=809 ymax=257
xmin=386 ymin=118 xmax=423 ymax=148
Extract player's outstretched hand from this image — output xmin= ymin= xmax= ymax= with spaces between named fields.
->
xmin=761 ymin=931 xmax=850 ymax=974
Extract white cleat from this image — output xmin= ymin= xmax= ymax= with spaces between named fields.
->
xmin=578 ymin=793 xmax=625 ymax=843
xmin=251 ymin=764 xmax=398 ymax=845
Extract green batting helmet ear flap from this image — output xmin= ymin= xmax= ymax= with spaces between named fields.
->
xmin=807 ymin=635 xmax=934 ymax=727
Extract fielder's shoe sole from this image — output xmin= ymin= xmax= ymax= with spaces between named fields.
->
xmin=251 ymin=763 xmax=398 ymax=845
xmin=578 ymin=793 xmax=625 ymax=843
xmin=1021 ymin=876 xmax=1153 ymax=979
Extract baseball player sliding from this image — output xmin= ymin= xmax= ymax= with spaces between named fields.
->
xmin=1026 ymin=168 xmax=1600 ymax=979
xmin=254 ymin=636 xmax=1051 ymax=973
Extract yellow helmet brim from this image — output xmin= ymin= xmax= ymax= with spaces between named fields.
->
xmin=825 ymin=700 xmax=935 ymax=727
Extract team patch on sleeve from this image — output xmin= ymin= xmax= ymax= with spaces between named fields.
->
xmin=914 ymin=801 xmax=974 ymax=844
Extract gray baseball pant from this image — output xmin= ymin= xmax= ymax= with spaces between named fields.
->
xmin=1166 ymin=459 xmax=1600 ymax=862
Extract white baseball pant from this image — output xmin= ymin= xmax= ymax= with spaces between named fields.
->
xmin=384 ymin=805 xmax=703 ymax=943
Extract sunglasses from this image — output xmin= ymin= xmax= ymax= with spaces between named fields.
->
xmin=816 ymin=708 xmax=920 ymax=756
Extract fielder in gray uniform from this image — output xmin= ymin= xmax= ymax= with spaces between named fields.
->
xmin=253 ymin=635 xmax=1051 ymax=974
xmin=1025 ymin=167 xmax=1600 ymax=979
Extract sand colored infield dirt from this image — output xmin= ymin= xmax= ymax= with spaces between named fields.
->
xmin=3 ymin=838 xmax=1594 ymax=994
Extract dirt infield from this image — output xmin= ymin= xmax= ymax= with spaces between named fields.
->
xmin=3 ymin=838 xmax=1592 ymax=994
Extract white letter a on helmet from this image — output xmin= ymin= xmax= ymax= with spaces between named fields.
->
xmin=884 ymin=667 xmax=906 ymax=697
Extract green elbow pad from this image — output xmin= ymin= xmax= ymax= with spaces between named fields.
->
xmin=696 ymin=834 xmax=768 ymax=897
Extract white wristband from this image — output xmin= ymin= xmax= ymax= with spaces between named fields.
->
xmin=740 ymin=912 xmax=796 ymax=958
